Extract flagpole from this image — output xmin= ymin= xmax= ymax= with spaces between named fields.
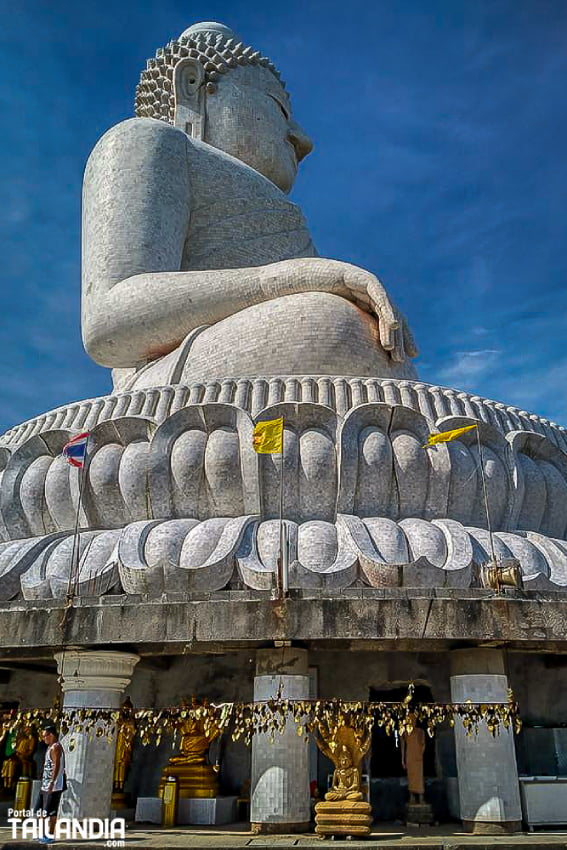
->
xmin=65 ymin=435 xmax=89 ymax=607
xmin=252 ymin=417 xmax=286 ymax=599
xmin=475 ymin=426 xmax=500 ymax=593
xmin=278 ymin=426 xmax=286 ymax=599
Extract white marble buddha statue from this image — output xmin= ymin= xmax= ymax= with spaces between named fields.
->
xmin=82 ymin=21 xmax=417 ymax=391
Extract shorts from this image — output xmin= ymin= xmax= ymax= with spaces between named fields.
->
xmin=40 ymin=790 xmax=62 ymax=817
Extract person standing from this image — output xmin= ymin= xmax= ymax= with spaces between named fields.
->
xmin=39 ymin=726 xmax=65 ymax=844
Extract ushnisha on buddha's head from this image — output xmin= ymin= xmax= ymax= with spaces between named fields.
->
xmin=135 ymin=21 xmax=313 ymax=193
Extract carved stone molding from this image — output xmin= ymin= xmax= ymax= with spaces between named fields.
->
xmin=1 ymin=378 xmax=565 ymax=453
xmin=1 ymin=514 xmax=566 ymax=600
xmin=2 ymin=403 xmax=566 ymax=547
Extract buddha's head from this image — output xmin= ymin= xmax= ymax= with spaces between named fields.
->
xmin=135 ymin=22 xmax=313 ymax=193
xmin=338 ymin=746 xmax=353 ymax=768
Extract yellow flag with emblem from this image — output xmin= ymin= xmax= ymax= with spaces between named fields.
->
xmin=252 ymin=417 xmax=284 ymax=454
xmin=423 ymin=423 xmax=477 ymax=448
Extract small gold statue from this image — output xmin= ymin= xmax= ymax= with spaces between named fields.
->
xmin=158 ymin=696 xmax=221 ymax=799
xmin=1 ymin=754 xmax=19 ymax=790
xmin=1 ymin=727 xmax=36 ymax=790
xmin=112 ymin=697 xmax=137 ymax=808
xmin=312 ymin=721 xmax=373 ymax=838
xmin=326 ymin=746 xmax=363 ymax=801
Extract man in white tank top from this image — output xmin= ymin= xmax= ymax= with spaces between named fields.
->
xmin=39 ymin=725 xmax=65 ymax=844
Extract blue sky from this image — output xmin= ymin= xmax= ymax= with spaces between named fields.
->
xmin=1 ymin=0 xmax=566 ymax=434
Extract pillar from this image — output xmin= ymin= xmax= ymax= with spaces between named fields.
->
xmin=450 ymin=649 xmax=521 ymax=834
xmin=250 ymin=646 xmax=310 ymax=834
xmin=55 ymin=649 xmax=139 ymax=819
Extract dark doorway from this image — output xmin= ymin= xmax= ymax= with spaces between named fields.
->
xmin=369 ymin=685 xmax=436 ymax=778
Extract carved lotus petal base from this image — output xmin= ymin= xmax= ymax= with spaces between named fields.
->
xmin=2 ymin=515 xmax=567 ymax=600
xmin=1 ymin=379 xmax=567 ymax=599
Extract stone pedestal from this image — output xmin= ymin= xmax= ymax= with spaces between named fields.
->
xmin=158 ymin=762 xmax=218 ymax=798
xmin=135 ymin=795 xmax=237 ymax=825
xmin=405 ymin=801 xmax=433 ymax=826
xmin=179 ymin=796 xmax=237 ymax=825
xmin=55 ymin=649 xmax=139 ymax=820
xmin=450 ymin=649 xmax=521 ymax=834
xmin=111 ymin=790 xmax=129 ymax=808
xmin=134 ymin=796 xmax=162 ymax=824
xmin=250 ymin=647 xmax=310 ymax=834
xmin=314 ymin=800 xmax=372 ymax=837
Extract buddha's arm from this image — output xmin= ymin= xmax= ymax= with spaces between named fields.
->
xmin=86 ymin=261 xmax=419 ymax=367
xmin=82 ymin=119 xmax=416 ymax=368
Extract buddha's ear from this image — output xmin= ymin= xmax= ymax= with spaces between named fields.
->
xmin=173 ymin=59 xmax=206 ymax=139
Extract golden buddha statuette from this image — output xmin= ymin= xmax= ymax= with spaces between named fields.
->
xmin=312 ymin=721 xmax=373 ymax=838
xmin=1 ymin=727 xmax=36 ymax=791
xmin=112 ymin=697 xmax=137 ymax=808
xmin=158 ymin=696 xmax=221 ymax=799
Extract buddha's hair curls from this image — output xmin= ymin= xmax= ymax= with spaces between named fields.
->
xmin=134 ymin=30 xmax=284 ymax=124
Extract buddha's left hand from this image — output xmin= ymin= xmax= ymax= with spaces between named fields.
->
xmin=260 ymin=257 xmax=418 ymax=363
xmin=335 ymin=263 xmax=418 ymax=363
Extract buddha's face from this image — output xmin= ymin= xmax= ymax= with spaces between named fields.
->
xmin=204 ymin=65 xmax=313 ymax=193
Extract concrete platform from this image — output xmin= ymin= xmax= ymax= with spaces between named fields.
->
xmin=2 ymin=589 xmax=567 ymax=661
xmin=2 ymin=822 xmax=567 ymax=849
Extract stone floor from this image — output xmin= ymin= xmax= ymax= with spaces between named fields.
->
xmin=1 ymin=822 xmax=567 ymax=849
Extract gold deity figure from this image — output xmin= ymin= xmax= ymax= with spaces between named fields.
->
xmin=170 ymin=697 xmax=219 ymax=765
xmin=313 ymin=721 xmax=373 ymax=838
xmin=1 ymin=751 xmax=18 ymax=790
xmin=159 ymin=696 xmax=221 ymax=798
xmin=326 ymin=746 xmax=363 ymax=801
xmin=112 ymin=698 xmax=137 ymax=807
xmin=1 ymin=727 xmax=37 ymax=790
xmin=313 ymin=722 xmax=371 ymax=801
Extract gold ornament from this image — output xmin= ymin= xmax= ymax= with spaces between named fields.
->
xmin=0 ymin=684 xmax=522 ymax=760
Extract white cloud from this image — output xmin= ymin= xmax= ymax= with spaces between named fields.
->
xmin=436 ymin=349 xmax=501 ymax=389
xmin=428 ymin=346 xmax=567 ymax=428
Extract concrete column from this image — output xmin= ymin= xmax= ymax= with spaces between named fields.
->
xmin=55 ymin=649 xmax=139 ymax=819
xmin=450 ymin=649 xmax=521 ymax=834
xmin=250 ymin=646 xmax=310 ymax=834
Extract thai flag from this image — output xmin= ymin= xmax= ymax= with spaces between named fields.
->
xmin=62 ymin=432 xmax=90 ymax=468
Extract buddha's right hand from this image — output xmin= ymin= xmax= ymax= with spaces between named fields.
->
xmin=260 ymin=258 xmax=417 ymax=363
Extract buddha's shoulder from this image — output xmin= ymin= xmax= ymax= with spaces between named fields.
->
xmin=85 ymin=119 xmax=283 ymax=198
xmin=86 ymin=118 xmax=189 ymax=174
